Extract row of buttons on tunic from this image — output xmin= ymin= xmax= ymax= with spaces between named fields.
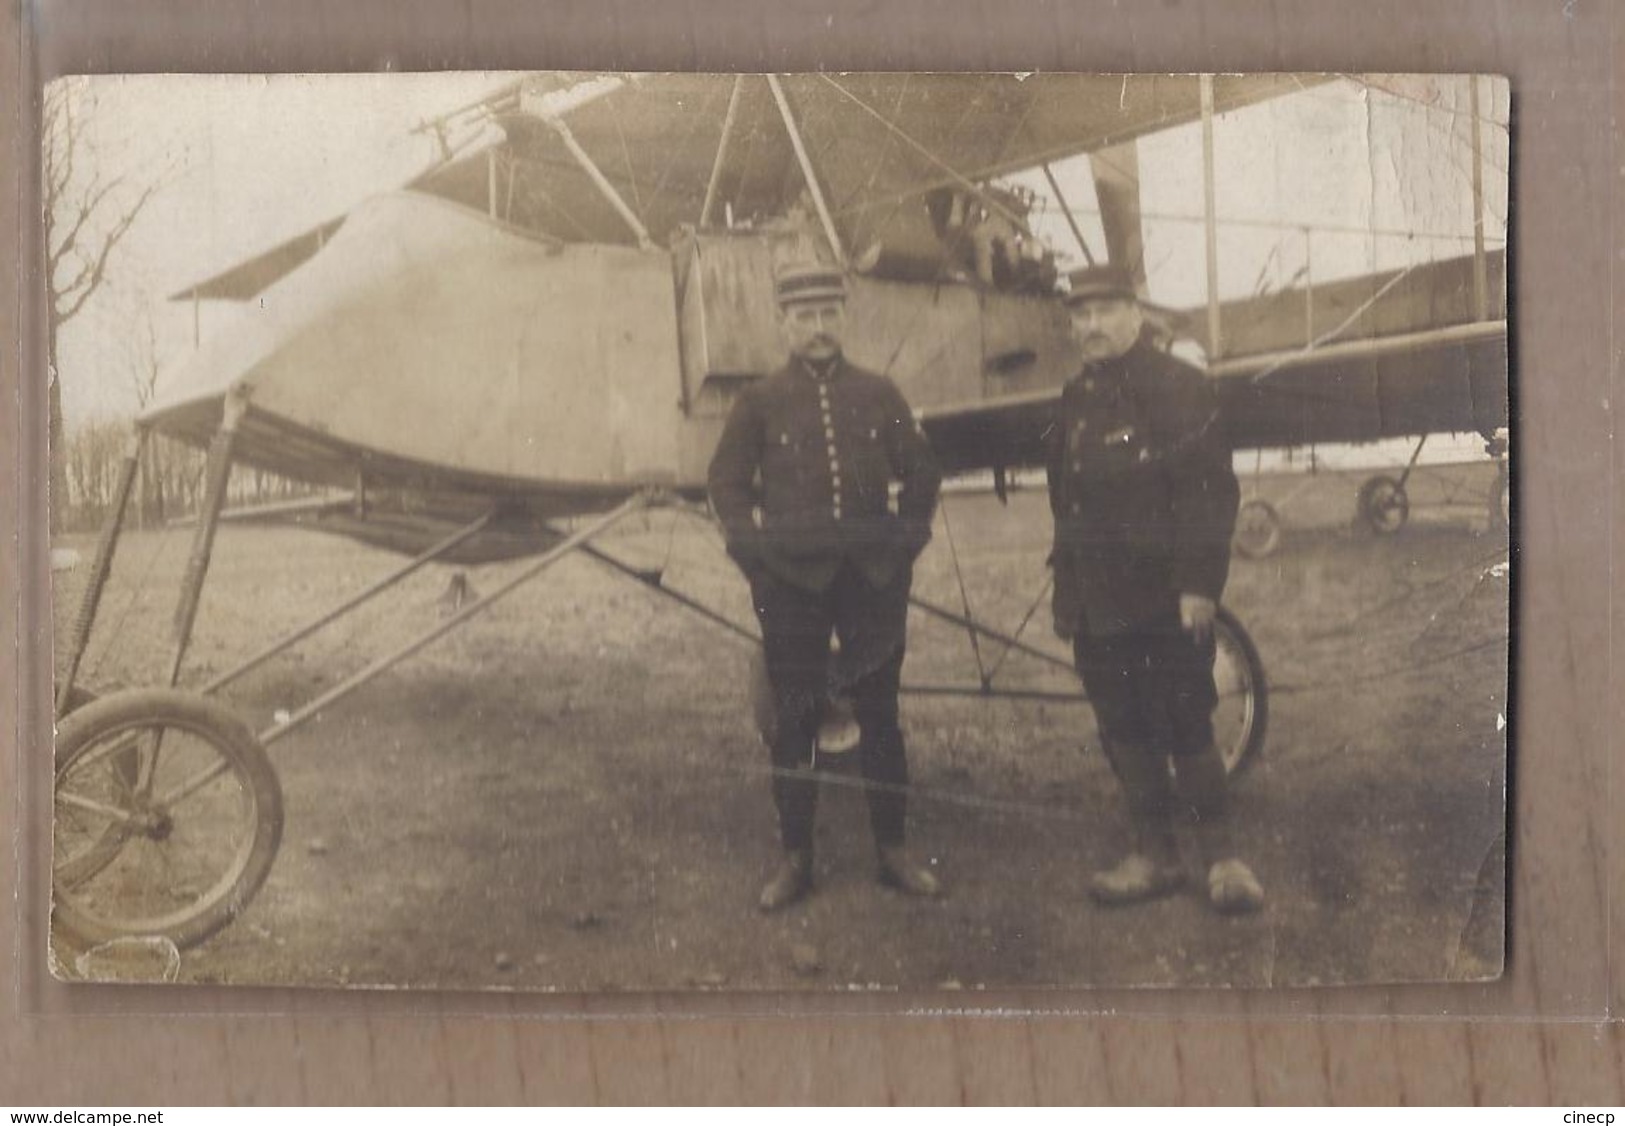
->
xmin=819 ymin=384 xmax=842 ymax=520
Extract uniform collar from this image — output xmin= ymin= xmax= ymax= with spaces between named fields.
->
xmin=792 ymin=353 xmax=845 ymax=383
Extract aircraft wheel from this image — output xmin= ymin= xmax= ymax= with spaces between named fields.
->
xmin=1213 ymin=607 xmax=1268 ymax=778
xmin=1358 ymin=475 xmax=1410 ymax=534
xmin=53 ymin=688 xmax=283 ymax=952
xmin=49 ymin=684 xmax=132 ymax=891
xmin=1232 ymin=499 xmax=1283 ymax=560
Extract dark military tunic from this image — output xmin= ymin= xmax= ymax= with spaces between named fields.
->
xmin=1047 ymin=333 xmax=1238 ymax=638
xmin=1048 ymin=332 xmax=1239 ymax=756
xmin=708 ymin=355 xmax=942 ymax=594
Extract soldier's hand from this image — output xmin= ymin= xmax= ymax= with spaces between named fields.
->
xmin=1179 ymin=593 xmax=1216 ymax=644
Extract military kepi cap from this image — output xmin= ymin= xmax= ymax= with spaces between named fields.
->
xmin=1062 ymin=263 xmax=1138 ymax=305
xmin=774 ymin=260 xmax=847 ymax=306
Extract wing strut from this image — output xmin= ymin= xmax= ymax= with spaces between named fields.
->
xmin=1041 ymin=163 xmax=1096 ymax=266
xmin=766 ymin=74 xmax=846 ymax=264
xmin=56 ymin=428 xmax=147 ymax=718
xmin=167 ymin=389 xmax=252 ymax=690
xmin=200 ymin=511 xmax=497 ymax=696
xmin=260 ymin=493 xmax=655 ymax=748
xmin=701 ymin=76 xmax=744 ymax=228
xmin=1199 ymin=74 xmax=1224 ymax=359
xmin=545 ymin=114 xmax=654 ymax=249
xmin=814 ymin=73 xmax=1030 ymax=231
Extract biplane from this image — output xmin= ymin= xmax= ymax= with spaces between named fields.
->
xmin=50 ymin=72 xmax=1507 ymax=954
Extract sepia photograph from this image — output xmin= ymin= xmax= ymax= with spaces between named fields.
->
xmin=44 ymin=71 xmax=1510 ymax=992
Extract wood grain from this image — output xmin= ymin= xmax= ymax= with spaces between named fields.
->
xmin=3 ymin=0 xmax=1621 ymax=1106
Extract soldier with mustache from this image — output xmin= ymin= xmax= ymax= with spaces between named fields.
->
xmin=1049 ymin=264 xmax=1264 ymax=914
xmin=709 ymin=260 xmax=944 ymax=912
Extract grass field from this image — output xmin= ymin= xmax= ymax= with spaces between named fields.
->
xmin=49 ymin=460 xmax=1510 ymax=991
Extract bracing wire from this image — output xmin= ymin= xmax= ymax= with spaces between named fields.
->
xmin=982 ymin=570 xmax=1056 ymax=686
xmin=935 ymin=499 xmax=989 ymax=689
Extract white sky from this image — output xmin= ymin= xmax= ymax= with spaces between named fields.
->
xmin=50 ymin=72 xmax=1509 ymax=431
xmin=51 ymin=72 xmax=506 ymax=428
xmin=1017 ymin=74 xmax=1509 ymax=307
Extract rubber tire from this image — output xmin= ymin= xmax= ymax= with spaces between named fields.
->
xmin=1232 ymin=499 xmax=1283 ymax=560
xmin=1358 ymin=475 xmax=1410 ymax=534
xmin=51 ymin=684 xmax=129 ymax=888
xmin=1213 ymin=606 xmax=1269 ymax=778
xmin=53 ymin=688 xmax=283 ymax=951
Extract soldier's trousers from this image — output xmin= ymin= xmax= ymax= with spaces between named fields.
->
xmin=1072 ymin=625 xmax=1229 ymax=841
xmin=1071 ymin=626 xmax=1217 ymax=758
xmin=750 ymin=561 xmax=912 ymax=853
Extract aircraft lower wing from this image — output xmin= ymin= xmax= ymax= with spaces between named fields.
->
xmin=1209 ymin=320 xmax=1508 ymax=450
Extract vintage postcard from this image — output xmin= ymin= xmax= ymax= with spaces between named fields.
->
xmin=45 ymin=72 xmax=1509 ymax=990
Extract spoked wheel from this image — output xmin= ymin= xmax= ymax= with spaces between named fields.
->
xmin=1233 ymin=499 xmax=1283 ymax=560
xmin=1358 ymin=475 xmax=1410 ymax=534
xmin=53 ymin=688 xmax=283 ymax=951
xmin=1212 ymin=607 xmax=1268 ymax=777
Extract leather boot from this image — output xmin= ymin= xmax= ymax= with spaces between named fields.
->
xmin=1173 ymin=746 xmax=1265 ymax=914
xmin=1091 ymin=741 xmax=1184 ymax=905
xmin=876 ymin=845 xmax=942 ymax=898
xmin=1207 ymin=858 xmax=1265 ymax=914
xmin=758 ymin=849 xmax=814 ymax=912
xmin=1089 ymin=826 xmax=1184 ymax=905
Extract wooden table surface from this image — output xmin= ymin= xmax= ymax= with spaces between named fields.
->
xmin=4 ymin=0 xmax=1620 ymax=1105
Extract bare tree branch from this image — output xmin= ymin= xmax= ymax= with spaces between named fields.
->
xmin=44 ymin=79 xmax=159 ymax=333
xmin=42 ymin=77 xmax=163 ymax=532
xmin=126 ymin=304 xmax=162 ymax=409
xmin=42 ymin=86 xmax=77 ymax=206
xmin=51 ymin=180 xmax=157 ymax=327
xmin=49 ymin=171 xmax=125 ymax=275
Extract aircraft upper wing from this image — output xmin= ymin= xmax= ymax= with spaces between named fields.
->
xmin=476 ymin=72 xmax=1320 ymax=254
xmin=174 ymin=72 xmax=1321 ymax=301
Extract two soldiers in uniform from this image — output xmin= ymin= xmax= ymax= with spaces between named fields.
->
xmin=709 ymin=259 xmax=1263 ymax=916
